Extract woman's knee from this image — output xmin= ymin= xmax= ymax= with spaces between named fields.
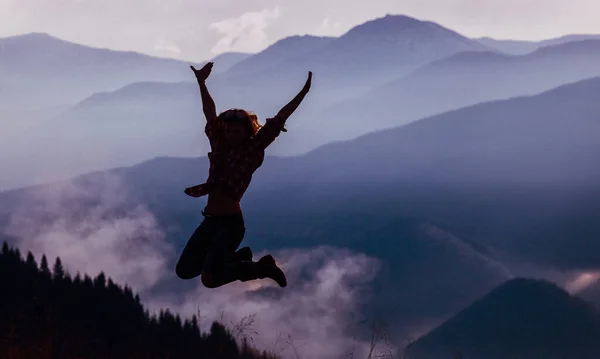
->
xmin=175 ymin=261 xmax=199 ymax=280
xmin=201 ymin=272 xmax=220 ymax=288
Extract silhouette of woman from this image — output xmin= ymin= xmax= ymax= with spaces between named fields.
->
xmin=175 ymin=61 xmax=312 ymax=289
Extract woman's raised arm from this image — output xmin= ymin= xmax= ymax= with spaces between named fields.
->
xmin=191 ymin=62 xmax=217 ymax=123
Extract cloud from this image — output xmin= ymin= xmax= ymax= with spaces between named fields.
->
xmin=209 ymin=7 xmax=281 ymax=54
xmin=154 ymin=35 xmax=182 ymax=55
xmin=319 ymin=17 xmax=344 ymax=35
xmin=565 ymin=271 xmax=600 ymax=294
xmin=5 ymin=173 xmax=174 ymax=293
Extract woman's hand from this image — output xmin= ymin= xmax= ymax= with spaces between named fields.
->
xmin=190 ymin=62 xmax=213 ymax=82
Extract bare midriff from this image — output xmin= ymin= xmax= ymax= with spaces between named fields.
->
xmin=205 ymin=189 xmax=242 ymax=215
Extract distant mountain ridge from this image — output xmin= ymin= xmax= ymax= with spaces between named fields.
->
xmin=0 ymin=31 xmax=203 ymax=141
xmin=223 ymin=35 xmax=335 ymax=76
xmin=476 ymin=34 xmax=600 ymax=55
xmin=316 ymin=38 xmax=600 ymax=141
xmin=0 ymin=32 xmax=250 ymax=142
xmin=0 ymin=14 xmax=494 ymax=189
xmin=0 ymin=32 xmax=244 ymax=110
xmin=3 ymin=16 xmax=600 ymax=188
xmin=230 ymin=14 xmax=488 ymax=87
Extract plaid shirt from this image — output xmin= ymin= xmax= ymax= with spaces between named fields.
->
xmin=184 ymin=116 xmax=285 ymax=201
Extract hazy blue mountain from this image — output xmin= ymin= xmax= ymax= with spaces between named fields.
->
xmin=0 ymin=32 xmax=208 ymax=141
xmin=405 ymin=278 xmax=600 ymax=359
xmin=269 ymin=76 xmax=600 ymax=271
xmin=475 ymin=37 xmax=540 ymax=55
xmin=288 ymin=14 xmax=487 ymax=84
xmin=0 ymin=81 xmax=206 ymax=189
xmin=10 ymin=35 xmax=600 ymax=185
xmin=2 ymin=14 xmax=484 ymax=114
xmin=214 ymin=14 xmax=488 ymax=109
xmin=183 ymin=14 xmax=489 ymax=126
xmin=0 ymin=104 xmax=70 ymax=140
xmin=208 ymin=51 xmax=253 ymax=74
xmin=0 ymin=32 xmax=203 ymax=108
xmin=4 ymin=76 xmax=600 ymax=258
xmin=222 ymin=35 xmax=335 ymax=76
xmin=0 ymin=14 xmax=491 ymax=188
xmin=477 ymin=34 xmax=600 ymax=55
xmin=73 ymin=75 xmax=600 ymax=274
xmin=316 ymin=39 xmax=600 ymax=142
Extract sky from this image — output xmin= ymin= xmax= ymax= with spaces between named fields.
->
xmin=1 ymin=0 xmax=600 ymax=61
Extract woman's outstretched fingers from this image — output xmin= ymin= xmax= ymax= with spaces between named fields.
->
xmin=191 ymin=62 xmax=214 ymax=82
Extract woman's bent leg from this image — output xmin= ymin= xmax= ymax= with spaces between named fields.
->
xmin=175 ymin=218 xmax=215 ymax=279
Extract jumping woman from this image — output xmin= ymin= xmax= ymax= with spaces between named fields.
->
xmin=175 ymin=61 xmax=312 ymax=289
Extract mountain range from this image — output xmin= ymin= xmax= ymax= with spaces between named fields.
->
xmin=0 ymin=33 xmax=246 ymax=139
xmin=4 ymin=15 xmax=600 ymax=190
xmin=0 ymin=14 xmax=491 ymax=189
xmin=317 ymin=39 xmax=600 ymax=141
xmin=0 ymin=32 xmax=200 ymax=109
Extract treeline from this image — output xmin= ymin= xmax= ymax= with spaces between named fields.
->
xmin=0 ymin=240 xmax=279 ymax=359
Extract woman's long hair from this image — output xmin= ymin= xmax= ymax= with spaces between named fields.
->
xmin=218 ymin=108 xmax=262 ymax=137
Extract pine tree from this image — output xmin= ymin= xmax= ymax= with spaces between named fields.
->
xmin=53 ymin=257 xmax=65 ymax=280
xmin=26 ymin=251 xmax=37 ymax=269
xmin=40 ymin=255 xmax=51 ymax=277
xmin=93 ymin=272 xmax=107 ymax=289
xmin=73 ymin=272 xmax=82 ymax=285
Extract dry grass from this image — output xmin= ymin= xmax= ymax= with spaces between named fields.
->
xmin=215 ymin=311 xmax=412 ymax=359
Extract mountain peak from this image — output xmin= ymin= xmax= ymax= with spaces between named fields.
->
xmin=343 ymin=14 xmax=427 ymax=37
xmin=487 ymin=277 xmax=569 ymax=299
xmin=223 ymin=34 xmax=335 ymax=75
xmin=337 ymin=13 xmax=481 ymax=51
xmin=266 ymin=34 xmax=335 ymax=50
xmin=1 ymin=31 xmax=52 ymax=39
xmin=0 ymin=32 xmax=67 ymax=44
